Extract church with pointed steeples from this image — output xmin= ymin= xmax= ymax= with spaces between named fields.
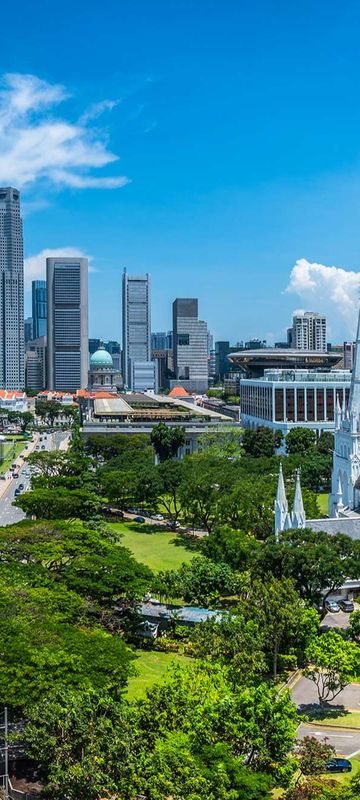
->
xmin=275 ymin=464 xmax=306 ymax=540
xmin=328 ymin=307 xmax=360 ymax=517
xmin=275 ymin=304 xmax=360 ymax=540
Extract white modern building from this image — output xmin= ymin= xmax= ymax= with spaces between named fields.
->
xmin=292 ymin=311 xmax=327 ymax=351
xmin=47 ymin=257 xmax=88 ymax=392
xmin=240 ymin=368 xmax=351 ymax=439
xmin=122 ymin=270 xmax=151 ymax=390
xmin=0 ymin=187 xmax=25 ymax=390
xmin=172 ymin=298 xmax=208 ymax=393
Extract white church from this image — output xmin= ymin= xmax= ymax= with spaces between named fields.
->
xmin=275 ymin=306 xmax=360 ymax=542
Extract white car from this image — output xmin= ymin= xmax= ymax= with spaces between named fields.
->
xmin=152 ymin=514 xmax=164 ymax=521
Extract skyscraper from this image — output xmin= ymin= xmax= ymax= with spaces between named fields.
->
xmin=32 ymin=280 xmax=47 ymax=339
xmin=172 ymin=298 xmax=208 ymax=393
xmin=122 ymin=269 xmax=151 ymax=388
xmin=0 ymin=187 xmax=25 ymax=389
xmin=47 ymin=257 xmax=88 ymax=391
xmin=292 ymin=312 xmax=327 ymax=351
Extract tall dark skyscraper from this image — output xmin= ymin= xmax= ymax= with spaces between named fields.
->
xmin=122 ymin=269 xmax=151 ymax=388
xmin=47 ymin=257 xmax=88 ymax=391
xmin=32 ymin=280 xmax=47 ymax=339
xmin=0 ymin=187 xmax=24 ymax=389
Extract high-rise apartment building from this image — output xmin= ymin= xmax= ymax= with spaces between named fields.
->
xmin=292 ymin=312 xmax=327 ymax=351
xmin=0 ymin=187 xmax=25 ymax=389
xmin=172 ymin=298 xmax=208 ymax=393
xmin=122 ymin=270 xmax=151 ymax=389
xmin=32 ymin=280 xmax=47 ymax=339
xmin=47 ymin=257 xmax=88 ymax=391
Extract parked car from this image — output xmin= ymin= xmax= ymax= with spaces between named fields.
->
xmin=101 ymin=506 xmax=124 ymax=519
xmin=151 ymin=514 xmax=164 ymax=521
xmin=13 ymin=473 xmax=19 ymax=479
xmin=325 ymin=599 xmax=340 ymax=613
xmin=14 ymin=487 xmax=21 ymax=496
xmin=326 ymin=758 xmax=352 ymax=773
xmin=134 ymin=516 xmax=146 ymax=524
xmin=18 ymin=483 xmax=24 ymax=490
xmin=339 ymin=599 xmax=355 ymax=612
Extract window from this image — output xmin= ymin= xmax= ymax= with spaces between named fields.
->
xmin=178 ymin=334 xmax=189 ymax=346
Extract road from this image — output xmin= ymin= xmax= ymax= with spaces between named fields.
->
xmin=292 ymin=676 xmax=360 ymax=710
xmin=0 ymin=430 xmax=69 ymax=526
xmin=297 ymin=722 xmax=360 ymax=757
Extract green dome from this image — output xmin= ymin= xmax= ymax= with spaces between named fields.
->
xmin=90 ymin=347 xmax=113 ymax=368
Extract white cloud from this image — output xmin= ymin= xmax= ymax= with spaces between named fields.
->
xmin=286 ymin=258 xmax=360 ymax=337
xmin=0 ymin=73 xmax=128 ymax=190
xmin=24 ymin=247 xmax=96 ymax=290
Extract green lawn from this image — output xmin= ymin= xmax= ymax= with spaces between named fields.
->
xmin=127 ymin=649 xmax=190 ymax=700
xmin=313 ymin=711 xmax=360 ymax=728
xmin=0 ymin=439 xmax=27 ymax=474
xmin=317 ymin=492 xmax=329 ymax=517
xmin=112 ymin=522 xmax=195 ymax=572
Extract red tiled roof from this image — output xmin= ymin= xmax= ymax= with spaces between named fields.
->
xmin=168 ymin=386 xmax=191 ymax=398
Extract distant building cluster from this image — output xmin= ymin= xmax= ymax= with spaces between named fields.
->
xmin=0 ymin=183 xmax=357 ymax=455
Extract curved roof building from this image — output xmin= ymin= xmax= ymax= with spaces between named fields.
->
xmin=228 ymin=348 xmax=341 ymax=378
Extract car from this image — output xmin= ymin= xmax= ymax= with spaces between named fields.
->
xmin=12 ymin=473 xmax=19 ymax=479
xmin=325 ymin=599 xmax=341 ymax=613
xmin=325 ymin=758 xmax=352 ymax=773
xmin=134 ymin=516 xmax=146 ymax=524
xmin=18 ymin=483 xmax=24 ymax=490
xmin=14 ymin=487 xmax=21 ymax=496
xmin=339 ymin=599 xmax=355 ymax=612
xmin=41 ymin=445 xmax=46 ymax=449
xmin=151 ymin=514 xmax=164 ymax=521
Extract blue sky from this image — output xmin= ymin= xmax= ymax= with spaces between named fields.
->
xmin=2 ymin=0 xmax=360 ymax=343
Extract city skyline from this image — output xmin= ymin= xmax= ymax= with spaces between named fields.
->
xmin=3 ymin=3 xmax=360 ymax=343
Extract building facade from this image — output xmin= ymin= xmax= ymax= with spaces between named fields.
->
xmin=292 ymin=312 xmax=327 ymax=351
xmin=122 ymin=270 xmax=151 ymax=389
xmin=132 ymin=360 xmax=158 ymax=392
xmin=240 ymin=369 xmax=351 ymax=439
xmin=172 ymin=298 xmax=208 ymax=393
xmin=32 ymin=280 xmax=47 ymax=339
xmin=0 ymin=187 xmax=25 ymax=390
xmin=47 ymin=257 xmax=88 ymax=392
xmin=88 ymin=346 xmax=121 ymax=393
xmin=25 ymin=336 xmax=46 ymax=390
xmin=24 ymin=317 xmax=33 ymax=344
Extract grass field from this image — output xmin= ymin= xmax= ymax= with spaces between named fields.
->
xmin=313 ymin=710 xmax=360 ymax=728
xmin=112 ymin=522 xmax=195 ymax=572
xmin=317 ymin=492 xmax=329 ymax=516
xmin=0 ymin=439 xmax=27 ymax=474
xmin=127 ymin=649 xmax=190 ymax=700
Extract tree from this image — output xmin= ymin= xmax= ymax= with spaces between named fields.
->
xmin=158 ymin=556 xmax=240 ymax=605
xmin=150 ymin=422 xmax=185 ymax=461
xmin=202 ymin=526 xmax=261 ymax=571
xmin=14 ymin=487 xmax=101 ymax=520
xmin=316 ymin=432 xmax=334 ymax=455
xmin=243 ymin=577 xmax=317 ymax=680
xmin=304 ymin=630 xmax=360 ymax=706
xmin=156 ymin=459 xmax=184 ymax=523
xmin=198 ymin=425 xmax=243 ymax=457
xmin=179 ymin=452 xmax=231 ymax=532
xmin=22 ymin=690 xmax=138 ymax=800
xmin=348 ymin=609 xmax=360 ymax=642
xmin=296 ymin=736 xmax=335 ymax=778
xmin=258 ymin=528 xmax=360 ymax=608
xmin=285 ymin=428 xmax=316 ymax=455
xmin=35 ymin=398 xmax=63 ymax=425
xmin=190 ymin=612 xmax=267 ymax=685
xmin=242 ymin=426 xmax=283 ymax=458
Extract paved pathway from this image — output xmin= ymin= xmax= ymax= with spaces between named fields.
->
xmin=297 ymin=722 xmax=360 ymax=757
xmin=292 ymin=676 xmax=360 ymax=710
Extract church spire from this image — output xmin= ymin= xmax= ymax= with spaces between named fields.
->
xmin=291 ymin=469 xmax=306 ymax=529
xmin=348 ymin=304 xmax=360 ymax=418
xmin=274 ymin=463 xmax=288 ymax=541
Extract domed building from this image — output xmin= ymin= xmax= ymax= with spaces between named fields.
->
xmin=88 ymin=346 xmax=122 ymax=393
